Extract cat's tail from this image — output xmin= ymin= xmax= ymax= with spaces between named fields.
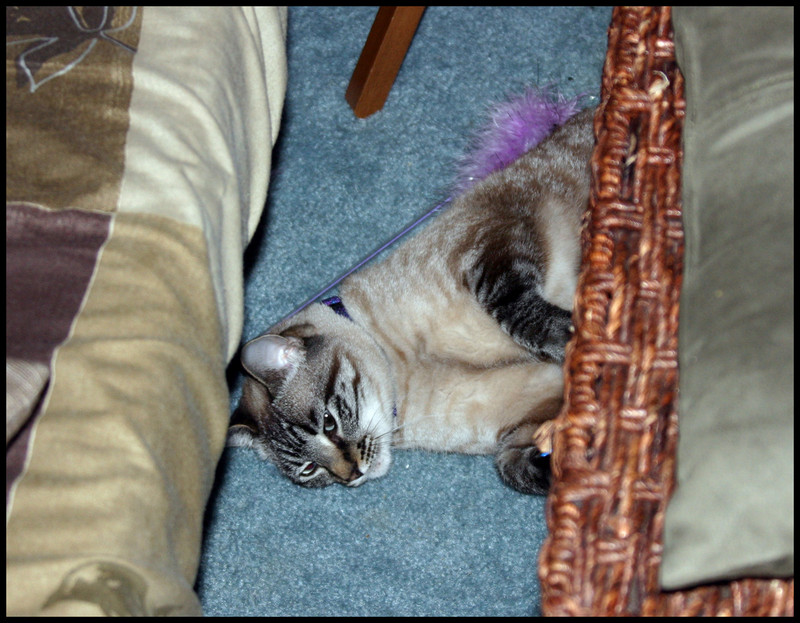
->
xmin=453 ymin=88 xmax=583 ymax=194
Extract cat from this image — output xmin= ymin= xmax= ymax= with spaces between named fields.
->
xmin=228 ymin=103 xmax=594 ymax=495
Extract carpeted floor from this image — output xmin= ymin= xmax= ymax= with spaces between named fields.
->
xmin=195 ymin=6 xmax=611 ymax=616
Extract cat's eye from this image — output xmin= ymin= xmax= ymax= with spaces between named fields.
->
xmin=300 ymin=462 xmax=317 ymax=477
xmin=323 ymin=411 xmax=336 ymax=433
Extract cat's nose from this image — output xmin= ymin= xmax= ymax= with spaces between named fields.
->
xmin=341 ymin=462 xmax=365 ymax=486
xmin=329 ymin=456 xmax=365 ymax=483
xmin=345 ymin=465 xmax=364 ymax=483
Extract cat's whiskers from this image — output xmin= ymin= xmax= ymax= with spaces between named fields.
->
xmin=373 ymin=426 xmax=399 ymax=441
xmin=379 ymin=411 xmax=456 ymax=446
xmin=359 ymin=404 xmax=392 ymax=444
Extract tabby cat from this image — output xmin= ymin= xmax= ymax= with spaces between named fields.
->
xmin=228 ymin=106 xmax=594 ymax=494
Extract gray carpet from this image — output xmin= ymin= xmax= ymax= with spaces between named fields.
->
xmin=195 ymin=6 xmax=611 ymax=616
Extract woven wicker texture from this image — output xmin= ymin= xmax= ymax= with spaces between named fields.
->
xmin=539 ymin=6 xmax=794 ymax=616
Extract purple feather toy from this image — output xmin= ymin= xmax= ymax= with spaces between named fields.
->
xmin=453 ymin=88 xmax=582 ymax=194
xmin=283 ymin=89 xmax=584 ymax=321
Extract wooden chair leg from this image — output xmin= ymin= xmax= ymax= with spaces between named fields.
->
xmin=346 ymin=6 xmax=425 ymax=118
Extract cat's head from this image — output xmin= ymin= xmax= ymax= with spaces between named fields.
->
xmin=228 ymin=303 xmax=395 ymax=488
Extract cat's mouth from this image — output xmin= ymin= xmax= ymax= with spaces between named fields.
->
xmin=302 ymin=433 xmax=393 ymax=487
xmin=339 ymin=468 xmax=367 ymax=487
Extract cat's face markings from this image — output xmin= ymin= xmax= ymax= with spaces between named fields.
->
xmin=232 ymin=313 xmax=395 ymax=488
xmin=299 ymin=350 xmax=377 ymax=486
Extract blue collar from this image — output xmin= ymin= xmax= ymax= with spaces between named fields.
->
xmin=322 ymin=295 xmax=350 ymax=319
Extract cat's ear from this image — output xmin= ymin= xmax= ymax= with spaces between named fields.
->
xmin=241 ymin=334 xmax=304 ymax=385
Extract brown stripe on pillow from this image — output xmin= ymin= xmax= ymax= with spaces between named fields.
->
xmin=5 ymin=203 xmax=112 ymax=500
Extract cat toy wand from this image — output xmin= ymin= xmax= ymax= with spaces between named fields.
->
xmin=282 ymin=196 xmax=452 ymax=321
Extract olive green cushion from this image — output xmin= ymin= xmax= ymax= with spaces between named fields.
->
xmin=661 ymin=7 xmax=794 ymax=589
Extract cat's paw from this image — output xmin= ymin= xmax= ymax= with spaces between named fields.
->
xmin=495 ymin=424 xmax=552 ymax=495
xmin=496 ymin=445 xmax=551 ymax=495
xmin=534 ymin=310 xmax=572 ymax=364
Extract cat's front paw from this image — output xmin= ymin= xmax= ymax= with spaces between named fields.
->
xmin=496 ymin=444 xmax=551 ymax=495
xmin=495 ymin=422 xmax=553 ymax=495
xmin=533 ymin=311 xmax=572 ymax=364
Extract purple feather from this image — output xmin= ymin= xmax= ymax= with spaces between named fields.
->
xmin=454 ymin=88 xmax=582 ymax=194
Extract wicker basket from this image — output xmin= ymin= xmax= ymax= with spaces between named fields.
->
xmin=539 ymin=6 xmax=794 ymax=616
